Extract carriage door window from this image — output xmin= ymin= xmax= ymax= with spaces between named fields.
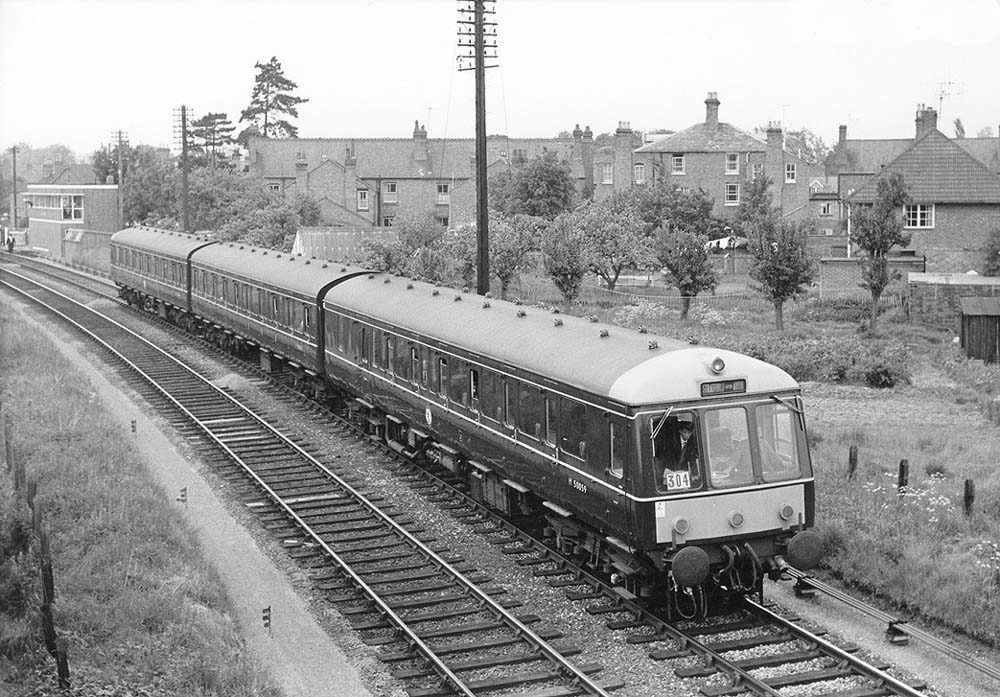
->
xmin=503 ymin=383 xmax=514 ymax=428
xmin=560 ymin=399 xmax=587 ymax=461
xmin=517 ymin=385 xmax=544 ymax=440
xmin=755 ymin=402 xmax=800 ymax=481
xmin=359 ymin=327 xmax=369 ymax=364
xmin=384 ymin=336 xmax=394 ymax=373
xmin=437 ymin=358 xmax=448 ymax=397
xmin=302 ymin=304 xmax=312 ymax=332
xmin=705 ymin=407 xmax=753 ymax=488
xmin=469 ymin=369 xmax=480 ymax=411
xmin=544 ymin=398 xmax=556 ymax=446
xmin=609 ymin=418 xmax=625 ymax=478
xmin=410 ymin=347 xmax=420 ymax=386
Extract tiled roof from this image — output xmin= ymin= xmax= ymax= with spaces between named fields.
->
xmin=847 ymin=130 xmax=1000 ymax=204
xmin=832 ymin=136 xmax=1000 ymax=175
xmin=45 ymin=164 xmax=100 ymax=185
xmin=635 ymin=122 xmax=765 ymax=153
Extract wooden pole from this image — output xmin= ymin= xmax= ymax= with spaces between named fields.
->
xmin=897 ymin=459 xmax=909 ymax=493
xmin=964 ymin=479 xmax=975 ymax=516
xmin=847 ymin=445 xmax=858 ymax=479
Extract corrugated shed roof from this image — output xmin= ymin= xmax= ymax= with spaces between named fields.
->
xmin=960 ymin=297 xmax=1000 ymax=316
xmin=635 ymin=122 xmax=765 ymax=154
xmin=847 ymin=130 xmax=1000 ymax=204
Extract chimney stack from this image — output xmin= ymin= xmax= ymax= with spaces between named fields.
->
xmin=705 ymin=92 xmax=720 ymax=130
xmin=764 ymin=121 xmax=784 ymax=198
xmin=838 ymin=125 xmax=847 ymax=145
xmin=915 ymin=105 xmax=938 ymax=140
xmin=413 ymin=120 xmax=429 ymax=161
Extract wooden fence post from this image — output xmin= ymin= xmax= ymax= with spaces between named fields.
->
xmin=897 ymin=459 xmax=909 ymax=493
xmin=964 ymin=479 xmax=975 ymax=516
xmin=847 ymin=445 xmax=858 ymax=479
xmin=56 ymin=638 xmax=70 ymax=689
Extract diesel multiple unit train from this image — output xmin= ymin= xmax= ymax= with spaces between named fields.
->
xmin=110 ymin=226 xmax=822 ymax=616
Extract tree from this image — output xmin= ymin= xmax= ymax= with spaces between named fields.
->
xmin=748 ymin=219 xmax=815 ymax=330
xmin=489 ymin=152 xmax=575 ymax=220
xmin=121 ymin=146 xmax=178 ymax=226
xmin=577 ymin=192 xmax=657 ymax=291
xmin=92 ymin=142 xmax=138 ymax=184
xmin=542 ymin=215 xmax=588 ymax=309
xmin=635 ymin=181 xmax=722 ymax=239
xmin=239 ymin=57 xmax=308 ymax=142
xmin=982 ymin=227 xmax=1000 ymax=276
xmin=977 ymin=126 xmax=995 ymax=138
xmin=733 ymin=174 xmax=778 ymax=237
xmin=190 ymin=112 xmax=236 ymax=167
xmin=754 ymin=126 xmax=830 ymax=164
xmin=489 ymin=213 xmax=543 ymax=298
xmin=656 ymin=229 xmax=718 ymax=320
xmin=953 ymin=118 xmax=965 ymax=138
xmin=850 ymin=172 xmax=911 ymax=331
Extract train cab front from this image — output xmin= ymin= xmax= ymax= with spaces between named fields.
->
xmin=636 ymin=394 xmax=823 ymax=615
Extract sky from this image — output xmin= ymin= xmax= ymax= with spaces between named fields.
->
xmin=1 ymin=0 xmax=998 ymax=160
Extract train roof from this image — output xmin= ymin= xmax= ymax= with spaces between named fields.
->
xmin=111 ymin=226 xmax=218 ymax=257
xmin=327 ymin=275 xmax=798 ymax=405
xmin=192 ymin=241 xmax=372 ymax=299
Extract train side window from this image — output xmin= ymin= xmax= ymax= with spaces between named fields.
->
xmin=503 ymin=383 xmax=514 ymax=428
xmin=393 ymin=339 xmax=407 ymax=377
xmin=469 ymin=368 xmax=480 ymax=410
xmin=270 ymin=294 xmax=279 ymax=320
xmin=544 ymin=398 xmax=556 ymax=446
xmin=480 ymin=370 xmax=502 ymax=424
xmin=233 ymin=281 xmax=239 ymax=306
xmin=449 ymin=360 xmax=467 ymax=405
xmin=357 ymin=326 xmax=369 ymax=364
xmin=560 ymin=399 xmax=587 ymax=461
xmin=517 ymin=385 xmax=544 ymax=440
xmin=303 ymin=304 xmax=312 ymax=332
xmin=609 ymin=417 xmax=625 ymax=478
xmin=324 ymin=316 xmax=336 ymax=353
xmin=336 ymin=315 xmax=346 ymax=352
xmin=384 ymin=336 xmax=394 ymax=373
xmin=409 ymin=346 xmax=420 ymax=385
xmin=256 ymin=289 xmax=263 ymax=316
xmin=437 ymin=357 xmax=448 ymax=398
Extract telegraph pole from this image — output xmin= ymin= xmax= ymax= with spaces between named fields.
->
xmin=10 ymin=146 xmax=17 ymax=230
xmin=457 ymin=0 xmax=498 ymax=295
xmin=174 ymin=106 xmax=192 ymax=233
xmin=111 ymin=131 xmax=128 ymax=231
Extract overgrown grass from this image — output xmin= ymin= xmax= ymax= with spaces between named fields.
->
xmin=0 ymin=305 xmax=280 ymax=696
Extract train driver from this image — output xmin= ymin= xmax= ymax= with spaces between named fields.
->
xmin=660 ymin=413 xmax=700 ymax=486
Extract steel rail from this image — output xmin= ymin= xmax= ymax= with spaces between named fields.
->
xmin=2 ymin=269 xmax=614 ymax=697
xmin=779 ymin=563 xmax=1000 ymax=683
xmin=744 ymin=596 xmax=926 ymax=697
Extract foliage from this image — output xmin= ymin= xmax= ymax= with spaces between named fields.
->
xmin=754 ymin=126 xmax=831 ymax=164
xmin=982 ymin=227 xmax=1000 ymax=276
xmin=189 ymin=112 xmax=236 ymax=167
xmin=0 ymin=483 xmax=38 ymax=655
xmin=360 ymin=213 xmax=471 ymax=286
xmin=293 ymin=193 xmax=323 ymax=227
xmin=489 ymin=152 xmax=575 ymax=220
xmin=92 ymin=142 xmax=139 ymax=184
xmin=953 ymin=117 xmax=965 ymax=138
xmin=121 ymin=146 xmax=178 ymax=226
xmin=733 ymin=174 xmax=776 ymax=237
xmin=635 ymin=181 xmax=723 ymax=239
xmin=850 ymin=172 xmax=911 ymax=330
xmin=655 ymin=228 xmax=718 ymax=319
xmin=542 ymin=214 xmax=588 ymax=307
xmin=572 ymin=193 xmax=657 ymax=291
xmin=489 ymin=213 xmax=544 ymax=298
xmin=239 ymin=56 xmax=308 ymax=142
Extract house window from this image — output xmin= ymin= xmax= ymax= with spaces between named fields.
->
xmin=437 ymin=182 xmax=450 ymax=204
xmin=296 ymin=152 xmax=307 ymax=161
xmin=904 ymin=204 xmax=934 ymax=228
xmin=383 ymin=181 xmax=398 ymax=203
xmin=725 ymin=183 xmax=740 ymax=205
xmin=671 ymin=154 xmax=685 ymax=174
xmin=60 ymin=195 xmax=84 ymax=220
xmin=726 ymin=153 xmax=739 ymax=174
xmin=382 ymin=216 xmax=395 ymax=227
xmin=267 ymin=183 xmax=280 ymax=193
xmin=820 ymin=202 xmax=833 ymax=217
xmin=752 ymin=163 xmax=762 ymax=180
xmin=602 ymin=163 xmax=613 ymax=184
xmin=785 ymin=163 xmax=797 ymax=183
xmin=633 ymin=163 xmax=645 ymax=184
xmin=357 ymin=190 xmax=369 ymax=211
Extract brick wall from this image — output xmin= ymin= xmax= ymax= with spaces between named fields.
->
xmin=908 ymin=204 xmax=1000 ymax=273
xmin=818 ymin=256 xmax=924 ymax=298
xmin=908 ymin=272 xmax=1000 ymax=329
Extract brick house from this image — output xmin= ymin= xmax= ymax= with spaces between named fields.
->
xmin=634 ymin=93 xmax=825 ymax=224
xmin=247 ymin=122 xmax=598 ymax=228
xmin=21 ymin=183 xmax=120 ymax=269
xmin=840 ymin=108 xmax=1000 ymax=273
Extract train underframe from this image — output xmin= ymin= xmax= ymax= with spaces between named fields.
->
xmin=121 ymin=286 xmax=802 ymax=618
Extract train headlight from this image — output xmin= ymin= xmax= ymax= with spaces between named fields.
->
xmin=779 ymin=504 xmax=795 ymax=521
xmin=710 ymin=357 xmax=726 ymax=374
xmin=672 ymin=516 xmax=690 ymax=535
xmin=728 ymin=511 xmax=745 ymax=528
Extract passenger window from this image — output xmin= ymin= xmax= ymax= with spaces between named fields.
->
xmin=480 ymin=371 xmax=502 ymax=424
xmin=303 ymin=304 xmax=312 ymax=331
xmin=503 ymin=383 xmax=514 ymax=428
xmin=410 ymin=347 xmax=420 ymax=385
xmin=437 ymin=357 xmax=448 ymax=397
xmin=384 ymin=336 xmax=394 ymax=373
xmin=517 ymin=385 xmax=544 ymax=440
xmin=469 ymin=369 xmax=480 ymax=409
xmin=560 ymin=399 xmax=587 ymax=460
xmin=609 ymin=418 xmax=625 ymax=478
xmin=271 ymin=295 xmax=279 ymax=320
xmin=359 ymin=327 xmax=369 ymax=364
xmin=544 ymin=398 xmax=556 ymax=446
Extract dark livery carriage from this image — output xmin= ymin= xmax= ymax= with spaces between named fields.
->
xmin=111 ymin=226 xmax=822 ymax=615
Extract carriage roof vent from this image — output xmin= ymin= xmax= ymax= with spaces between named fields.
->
xmin=454 ymin=295 xmax=462 ymax=301
xmin=589 ymin=315 xmax=598 ymax=322
xmin=483 ymin=301 xmax=491 ymax=308
xmin=517 ymin=309 xmax=526 ymax=317
xmin=648 ymin=340 xmax=659 ymax=350
xmin=515 ymin=299 xmax=522 ymax=305
xmin=432 ymin=289 xmax=440 ymax=296
xmin=554 ymin=318 xmax=563 ymax=326
xmin=600 ymin=329 xmax=609 ymax=338
xmin=341 ymin=267 xmax=347 ymax=272
xmin=262 ymin=251 xmax=268 ymax=255
xmin=368 ymin=273 xmax=375 ymax=279
xmin=383 ymin=277 xmax=390 ymax=283
xmin=462 ymin=286 xmax=470 ymax=293
xmin=322 ymin=263 xmax=328 ymax=268
xmin=407 ymin=283 xmax=414 ymax=289
xmin=304 ymin=259 xmax=310 ymax=265
xmin=638 ymin=326 xmax=647 ymax=334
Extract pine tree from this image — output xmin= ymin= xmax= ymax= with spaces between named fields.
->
xmin=239 ymin=57 xmax=308 ymax=142
xmin=190 ymin=113 xmax=235 ymax=167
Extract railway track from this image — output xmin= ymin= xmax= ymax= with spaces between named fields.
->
xmin=0 ymin=267 xmax=622 ymax=697
xmin=4 ymin=258 xmax=996 ymax=696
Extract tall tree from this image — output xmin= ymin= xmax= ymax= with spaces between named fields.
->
xmin=754 ymin=126 xmax=830 ymax=164
xmin=190 ymin=112 xmax=236 ymax=167
xmin=239 ymin=57 xmax=308 ymax=142
xmin=636 ymin=181 xmax=722 ymax=239
xmin=489 ymin=152 xmax=575 ymax=220
xmin=733 ymin=174 xmax=778 ymax=237
xmin=92 ymin=142 xmax=138 ymax=184
xmin=489 ymin=213 xmax=544 ymax=299
xmin=656 ymin=229 xmax=718 ymax=320
xmin=748 ymin=219 xmax=815 ymax=330
xmin=850 ymin=172 xmax=911 ymax=331
xmin=953 ymin=118 xmax=966 ymax=139
xmin=542 ymin=215 xmax=588 ymax=309
xmin=578 ymin=192 xmax=657 ymax=291
xmin=122 ymin=146 xmax=178 ymax=226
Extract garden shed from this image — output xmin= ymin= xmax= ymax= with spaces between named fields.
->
xmin=959 ymin=297 xmax=1000 ymax=363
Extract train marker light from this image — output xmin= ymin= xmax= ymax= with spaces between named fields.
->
xmin=711 ymin=357 xmax=726 ymax=374
xmin=672 ymin=516 xmax=690 ymax=535
xmin=728 ymin=511 xmax=745 ymax=528
xmin=779 ymin=504 xmax=795 ymax=521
